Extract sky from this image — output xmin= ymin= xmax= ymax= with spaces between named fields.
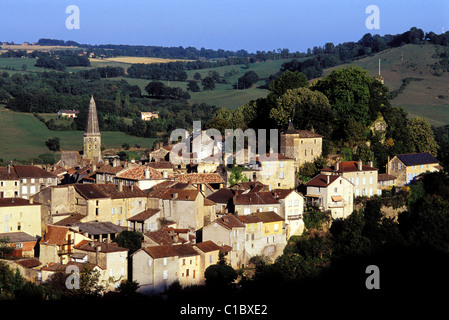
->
xmin=0 ymin=0 xmax=448 ymax=53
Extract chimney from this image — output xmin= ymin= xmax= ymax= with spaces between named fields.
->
xmin=130 ymin=184 xmax=134 ymax=192
xmin=387 ymin=156 xmax=390 ymax=174
xmin=335 ymin=162 xmax=339 ymax=171
xmin=145 ymin=167 xmax=150 ymax=179
xmin=173 ymin=192 xmax=178 ymax=200
xmin=118 ymin=180 xmax=123 ymax=192
xmin=162 ymin=171 xmax=168 ymax=179
xmin=368 ymin=160 xmax=373 ymax=168
xmin=29 ymin=197 xmax=34 ymax=204
xmin=95 ymin=245 xmax=101 ymax=265
xmin=7 ymin=165 xmax=10 ymax=174
xmin=358 ymin=159 xmax=363 ymax=171
xmin=326 ymin=175 xmax=330 ymax=185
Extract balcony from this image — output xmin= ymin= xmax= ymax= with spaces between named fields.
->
xmin=287 ymin=214 xmax=303 ymax=220
xmin=328 ymin=196 xmax=345 ymax=208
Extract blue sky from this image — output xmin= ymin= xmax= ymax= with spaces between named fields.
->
xmin=0 ymin=0 xmax=448 ymax=52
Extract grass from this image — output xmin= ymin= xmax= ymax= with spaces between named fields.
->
xmin=0 ymin=106 xmax=155 ymax=162
xmin=323 ymin=44 xmax=449 ymax=126
xmin=92 ymin=56 xmax=193 ymax=64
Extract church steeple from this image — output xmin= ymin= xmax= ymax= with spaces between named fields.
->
xmin=83 ymin=95 xmax=101 ymax=163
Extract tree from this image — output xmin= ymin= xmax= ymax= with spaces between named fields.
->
xmin=187 ymin=80 xmax=200 ymax=92
xmin=268 ymin=70 xmax=309 ymax=96
xmin=145 ymin=81 xmax=165 ymax=97
xmin=204 ymin=263 xmax=237 ymax=287
xmin=237 ymin=71 xmax=259 ymax=89
xmin=270 ymin=87 xmax=334 ymax=137
xmin=201 ymin=76 xmax=215 ymax=91
xmin=45 ymin=137 xmax=60 ymax=152
xmin=407 ymin=117 xmax=439 ymax=155
xmin=113 ymin=230 xmax=142 ymax=254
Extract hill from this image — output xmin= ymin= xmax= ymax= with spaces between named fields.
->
xmin=323 ymin=44 xmax=449 ymax=126
xmin=0 ymin=106 xmax=155 ymax=162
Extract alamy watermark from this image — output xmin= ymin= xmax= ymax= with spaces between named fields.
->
xmin=365 ymin=5 xmax=380 ymax=30
xmin=65 ymin=265 xmax=80 ymax=290
xmin=66 ymin=5 xmax=80 ymax=30
xmin=169 ymin=121 xmax=278 ymax=166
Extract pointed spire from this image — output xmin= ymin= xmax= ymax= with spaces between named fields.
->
xmin=85 ymin=95 xmax=100 ymax=135
xmin=284 ymin=119 xmax=298 ymax=134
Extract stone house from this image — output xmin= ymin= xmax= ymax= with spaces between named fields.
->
xmin=272 ymin=189 xmax=304 ymax=238
xmin=131 ymin=244 xmax=200 ymax=295
xmin=202 ymin=213 xmax=245 ymax=269
xmin=114 ymin=164 xmax=166 ymax=190
xmin=241 ymin=153 xmax=296 ymax=190
xmin=305 ymin=174 xmax=354 ymax=219
xmin=280 ymin=120 xmax=323 ymax=166
xmin=0 ymin=166 xmax=20 ymax=198
xmin=206 ymin=188 xmax=235 ymax=215
xmin=321 ymin=160 xmax=378 ymax=198
xmin=0 ymin=231 xmax=38 ymax=258
xmin=127 ymin=208 xmax=162 ymax=233
xmin=377 ymin=174 xmax=397 ymax=192
xmin=73 ymin=239 xmax=128 ymax=291
xmin=0 ymin=197 xmax=42 ymax=237
xmin=386 ymin=153 xmax=440 ymax=186
xmin=193 ymin=240 xmax=222 ymax=285
xmin=233 ymin=192 xmax=281 ymax=216
xmin=13 ymin=165 xmax=58 ymax=199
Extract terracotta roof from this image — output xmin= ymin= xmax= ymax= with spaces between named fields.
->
xmin=237 ymin=214 xmax=262 ymax=224
xmin=282 ymin=120 xmax=323 ymax=138
xmin=206 ymin=188 xmax=235 ymax=204
xmin=145 ymin=180 xmax=176 ymax=197
xmin=233 ymin=192 xmax=279 ymax=205
xmin=13 ymin=165 xmax=57 ymax=178
xmin=204 ymin=198 xmax=216 ymax=206
xmin=230 ymin=181 xmax=269 ymax=193
xmin=214 ymin=213 xmax=245 ymax=230
xmin=0 ymin=198 xmax=40 ymax=207
xmin=74 ymin=240 xmax=128 ymax=253
xmin=378 ymin=173 xmax=397 ymax=181
xmin=147 ymin=161 xmax=173 ymax=169
xmin=174 ymin=173 xmax=224 ymax=184
xmin=127 ymin=208 xmax=160 ymax=222
xmin=95 ymin=184 xmax=147 ymax=199
xmin=305 ymin=174 xmax=340 ymax=187
xmin=75 ymin=184 xmax=108 ymax=199
xmin=143 ymin=244 xmax=198 ymax=259
xmin=272 ymin=189 xmax=294 ymax=200
xmin=145 ymin=229 xmax=180 ymax=246
xmin=396 ymin=153 xmax=439 ymax=166
xmin=253 ymin=211 xmax=284 ymax=223
xmin=321 ymin=161 xmax=378 ymax=173
xmin=42 ymin=225 xmax=69 ymax=245
xmin=0 ymin=167 xmax=19 ymax=180
xmin=95 ymin=164 xmax=124 ymax=174
xmin=194 ymin=240 xmax=222 ymax=253
xmin=16 ymin=258 xmax=41 ymax=268
xmin=116 ymin=164 xmax=163 ymax=180
xmin=160 ymin=188 xmax=199 ymax=201
xmin=53 ymin=213 xmax=85 ymax=226
xmin=41 ymin=261 xmax=99 ymax=272
xmin=0 ymin=232 xmax=37 ymax=243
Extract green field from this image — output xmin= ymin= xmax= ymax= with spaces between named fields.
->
xmin=323 ymin=44 xmax=449 ymax=126
xmin=0 ymin=106 xmax=155 ymax=161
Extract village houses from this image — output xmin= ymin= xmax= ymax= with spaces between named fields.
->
xmin=386 ymin=152 xmax=440 ymax=186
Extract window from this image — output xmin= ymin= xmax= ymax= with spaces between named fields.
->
xmin=17 ymin=222 xmax=21 ymax=231
xmin=390 ymin=162 xmax=394 ymax=170
xmin=182 ymin=259 xmax=186 ymax=265
xmin=209 ymin=254 xmax=213 ymax=263
xmin=420 ymin=165 xmax=423 ymax=169
xmin=163 ymin=270 xmax=168 ymax=279
xmin=0 ymin=182 xmax=3 ymax=187
xmin=22 ymin=186 xmax=27 ymax=194
xmin=362 ymin=177 xmax=366 ymax=185
xmin=5 ymin=214 xmax=9 ymax=222
xmin=244 ymin=208 xmax=250 ymax=215
xmin=274 ymin=224 xmax=279 ymax=232
xmin=305 ymin=150 xmax=307 ymax=156
xmin=96 ymin=208 xmax=99 ymax=216
xmin=355 ymin=178 xmax=359 ymax=186
xmin=30 ymin=178 xmax=35 ymax=183
xmin=163 ymin=258 xmax=167 ymax=266
xmin=398 ymin=163 xmax=402 ymax=170
xmin=186 ymin=269 xmax=189 ymax=277
xmin=280 ymin=162 xmax=284 ymax=168
xmin=288 ymin=200 xmax=292 ymax=207
xmin=294 ymin=200 xmax=299 ymax=206
xmin=280 ymin=171 xmax=284 ymax=179
xmin=39 ymin=178 xmax=43 ymax=183
xmin=370 ymin=176 xmax=373 ymax=184
xmin=311 ymin=149 xmax=313 ymax=156
xmin=266 ymin=163 xmax=270 ymax=169
xmin=334 ymin=187 xmax=338 ymax=193
xmin=265 ymin=173 xmax=270 ymax=179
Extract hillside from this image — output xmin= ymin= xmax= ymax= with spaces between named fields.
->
xmin=0 ymin=106 xmax=155 ymax=162
xmin=323 ymin=44 xmax=449 ymax=126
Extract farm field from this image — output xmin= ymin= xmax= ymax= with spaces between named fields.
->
xmin=0 ymin=106 xmax=155 ymax=162
xmin=91 ymin=56 xmax=194 ymax=64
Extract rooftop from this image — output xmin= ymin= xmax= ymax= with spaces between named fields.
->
xmin=305 ymin=174 xmax=340 ymax=187
xmin=174 ymin=173 xmax=224 ymax=184
xmin=233 ymin=192 xmax=279 ymax=205
xmin=13 ymin=165 xmax=57 ymax=179
xmin=0 ymin=197 xmax=40 ymax=207
xmin=321 ymin=161 xmax=378 ymax=173
xmin=396 ymin=153 xmax=439 ymax=166
xmin=127 ymin=208 xmax=160 ymax=222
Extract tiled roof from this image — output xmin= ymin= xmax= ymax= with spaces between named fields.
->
xmin=74 ymin=221 xmax=124 ymax=235
xmin=321 ymin=161 xmax=378 ymax=172
xmin=0 ymin=198 xmax=40 ymax=207
xmin=253 ymin=211 xmax=284 ymax=223
xmin=378 ymin=173 xmax=397 ymax=181
xmin=75 ymin=184 xmax=108 ymax=199
xmin=206 ymin=188 xmax=235 ymax=204
xmin=272 ymin=189 xmax=294 ymax=200
xmin=145 ymin=229 xmax=180 ymax=246
xmin=145 ymin=180 xmax=176 ymax=197
xmin=41 ymin=261 xmax=98 ymax=272
xmin=233 ymin=192 xmax=279 ymax=205
xmin=305 ymin=174 xmax=340 ymax=187
xmin=74 ymin=240 xmax=128 ymax=253
xmin=127 ymin=208 xmax=160 ymax=222
xmin=16 ymin=258 xmax=41 ymax=268
xmin=95 ymin=164 xmax=124 ymax=174
xmin=160 ymin=188 xmax=199 ymax=201
xmin=237 ymin=214 xmax=262 ymax=224
xmin=95 ymin=184 xmax=147 ymax=199
xmin=0 ymin=167 xmax=19 ymax=180
xmin=230 ymin=181 xmax=269 ymax=193
xmin=42 ymin=225 xmax=69 ymax=245
xmin=53 ymin=213 xmax=85 ymax=226
xmin=396 ymin=153 xmax=439 ymax=166
xmin=13 ymin=165 xmax=57 ymax=178
xmin=143 ymin=244 xmax=198 ymax=259
xmin=214 ymin=213 xmax=245 ymax=230
xmin=0 ymin=232 xmax=37 ymax=243
xmin=116 ymin=164 xmax=163 ymax=180
xmin=282 ymin=120 xmax=323 ymax=138
xmin=204 ymin=198 xmax=216 ymax=206
xmin=174 ymin=173 xmax=224 ymax=184
xmin=195 ymin=240 xmax=222 ymax=253
xmin=147 ymin=161 xmax=173 ymax=169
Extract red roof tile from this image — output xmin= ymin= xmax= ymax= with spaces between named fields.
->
xmin=127 ymin=208 xmax=160 ymax=222
xmin=305 ymin=174 xmax=340 ymax=187
xmin=194 ymin=240 xmax=221 ymax=253
xmin=174 ymin=173 xmax=224 ymax=184
xmin=233 ymin=192 xmax=279 ymax=205
xmin=42 ymin=225 xmax=69 ymax=245
xmin=116 ymin=164 xmax=163 ymax=180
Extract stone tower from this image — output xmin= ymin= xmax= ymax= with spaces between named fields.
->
xmin=83 ymin=95 xmax=102 ymax=163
